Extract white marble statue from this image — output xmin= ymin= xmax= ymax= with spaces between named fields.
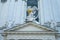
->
xmin=26 ymin=6 xmax=38 ymax=21
xmin=26 ymin=6 xmax=40 ymax=24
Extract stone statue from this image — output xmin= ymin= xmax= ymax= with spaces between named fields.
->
xmin=26 ymin=6 xmax=38 ymax=22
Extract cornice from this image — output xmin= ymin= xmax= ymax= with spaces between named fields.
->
xmin=3 ymin=31 xmax=57 ymax=35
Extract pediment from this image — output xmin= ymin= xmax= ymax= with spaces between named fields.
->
xmin=15 ymin=25 xmax=47 ymax=31
xmin=5 ymin=22 xmax=56 ymax=32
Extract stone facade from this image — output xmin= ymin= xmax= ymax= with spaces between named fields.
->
xmin=0 ymin=0 xmax=60 ymax=40
xmin=2 ymin=22 xmax=57 ymax=40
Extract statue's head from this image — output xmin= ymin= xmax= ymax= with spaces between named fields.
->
xmin=27 ymin=6 xmax=33 ymax=15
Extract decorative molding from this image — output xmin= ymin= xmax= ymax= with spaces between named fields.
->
xmin=3 ymin=31 xmax=57 ymax=35
xmin=4 ymin=22 xmax=57 ymax=32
